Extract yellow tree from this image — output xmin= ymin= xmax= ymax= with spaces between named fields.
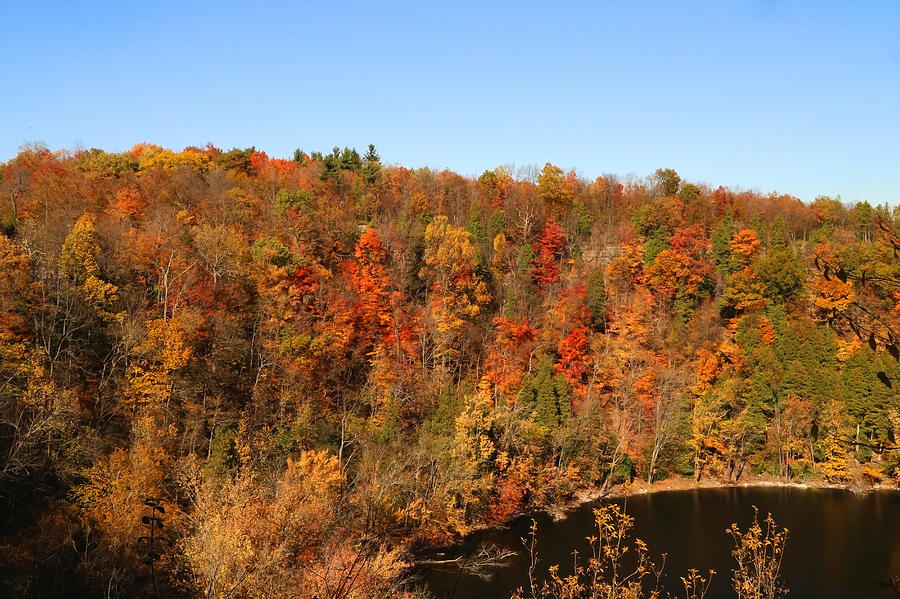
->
xmin=813 ymin=276 xmax=855 ymax=314
xmin=182 ymin=449 xmax=407 ymax=598
xmin=421 ymin=216 xmax=490 ymax=369
xmin=721 ymin=268 xmax=769 ymax=314
xmin=0 ymin=335 xmax=79 ymax=502
xmin=537 ymin=163 xmax=574 ymax=216
xmin=446 ymin=385 xmax=497 ymax=532
xmin=182 ymin=450 xmax=340 ymax=597
xmin=689 ymin=348 xmax=730 ymax=480
xmin=0 ymin=234 xmax=37 ymax=337
xmin=73 ymin=414 xmax=178 ymax=597
xmin=729 ymin=228 xmax=762 ymax=267
xmin=126 ymin=315 xmax=194 ymax=422
xmin=59 ymin=214 xmax=122 ymax=322
xmin=818 ymin=398 xmax=850 ymax=482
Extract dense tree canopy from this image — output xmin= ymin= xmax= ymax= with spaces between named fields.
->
xmin=0 ymin=144 xmax=898 ymax=598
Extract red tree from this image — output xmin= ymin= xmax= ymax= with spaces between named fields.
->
xmin=531 ymin=218 xmax=567 ymax=287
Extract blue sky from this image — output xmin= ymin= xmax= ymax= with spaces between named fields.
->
xmin=2 ymin=1 xmax=898 ymax=204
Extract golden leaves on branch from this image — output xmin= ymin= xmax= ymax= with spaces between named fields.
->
xmin=60 ymin=214 xmax=123 ymax=323
xmin=813 ymin=277 xmax=855 ymax=312
xmin=422 ymin=216 xmax=490 ymax=364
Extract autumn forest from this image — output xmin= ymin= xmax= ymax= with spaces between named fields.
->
xmin=2 ymin=143 xmax=899 ymax=598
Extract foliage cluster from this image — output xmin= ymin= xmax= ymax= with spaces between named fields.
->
xmin=0 ymin=145 xmax=897 ymax=597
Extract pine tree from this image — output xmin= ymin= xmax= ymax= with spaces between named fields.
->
xmin=712 ymin=212 xmax=737 ymax=275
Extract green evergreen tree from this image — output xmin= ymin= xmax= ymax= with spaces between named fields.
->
xmin=519 ymin=355 xmax=572 ymax=433
xmin=292 ymin=148 xmax=309 ymax=166
xmin=488 ymin=210 xmax=505 ymax=239
xmin=466 ymin=201 xmax=484 ymax=245
xmin=643 ymin=230 xmax=671 ymax=265
xmin=711 ymin=212 xmax=737 ymax=275
xmin=755 ymin=249 xmax=806 ymax=303
xmin=586 ymin=267 xmax=606 ymax=331
xmin=362 ymin=144 xmax=381 ymax=183
xmin=574 ymin=203 xmax=593 ymax=238
xmin=322 ymin=146 xmax=363 ymax=180
xmin=769 ymin=214 xmax=789 ymax=251
xmin=749 ymin=213 xmax=764 ymax=239
xmin=363 ymin=143 xmax=380 ymax=163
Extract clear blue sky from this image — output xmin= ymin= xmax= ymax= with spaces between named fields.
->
xmin=3 ymin=1 xmax=898 ymax=204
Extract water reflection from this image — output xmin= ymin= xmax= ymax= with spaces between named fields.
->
xmin=422 ymin=487 xmax=900 ymax=599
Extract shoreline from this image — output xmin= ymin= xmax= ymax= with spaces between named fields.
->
xmin=548 ymin=473 xmax=899 ymax=520
xmin=418 ymin=473 xmax=899 ymax=561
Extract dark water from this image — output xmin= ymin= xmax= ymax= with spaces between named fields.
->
xmin=421 ymin=487 xmax=900 ymax=599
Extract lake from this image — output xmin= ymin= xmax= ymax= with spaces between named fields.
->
xmin=421 ymin=486 xmax=900 ymax=599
